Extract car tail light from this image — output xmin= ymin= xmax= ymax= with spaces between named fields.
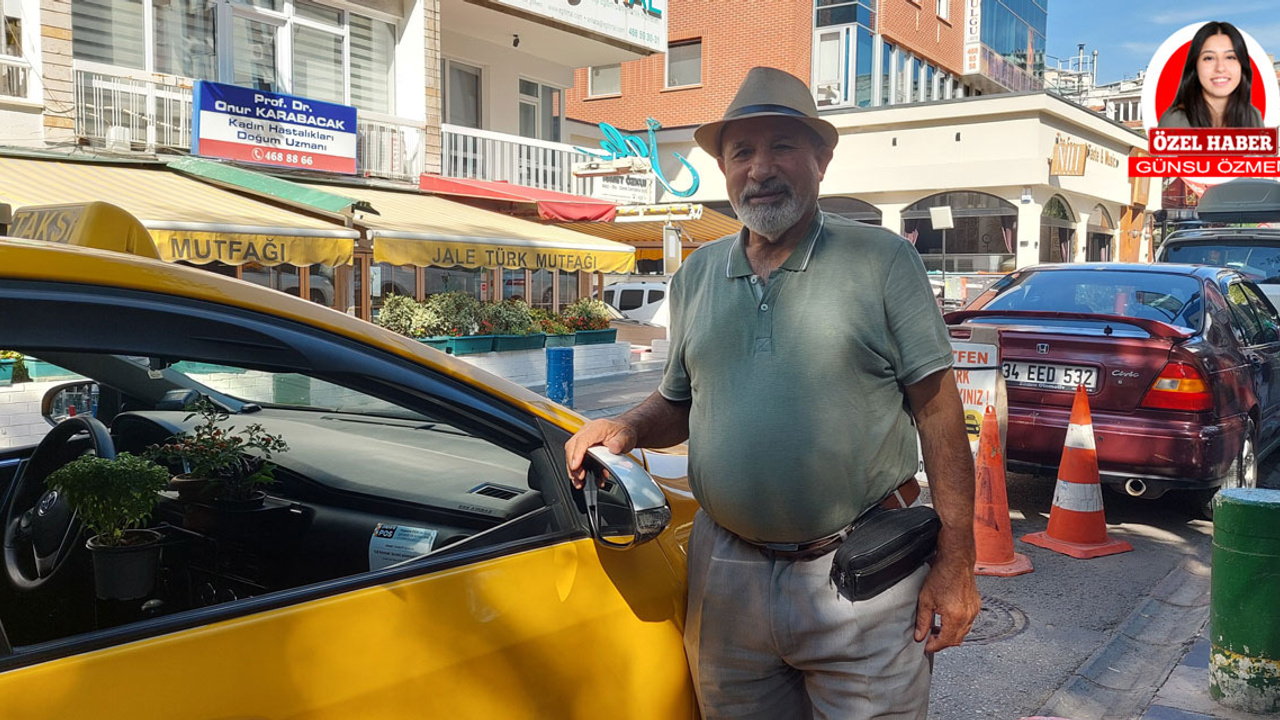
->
xmin=1141 ymin=362 xmax=1213 ymax=411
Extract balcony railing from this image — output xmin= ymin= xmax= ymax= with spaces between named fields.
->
xmin=73 ymin=67 xmax=424 ymax=181
xmin=442 ymin=123 xmax=594 ymax=195
xmin=0 ymin=56 xmax=29 ymax=99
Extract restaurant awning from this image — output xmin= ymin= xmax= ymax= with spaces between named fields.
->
xmin=418 ymin=174 xmax=617 ymax=222
xmin=0 ymin=153 xmax=358 ymax=266
xmin=300 ymin=182 xmax=635 ymax=274
xmin=554 ymin=203 xmax=742 ymax=246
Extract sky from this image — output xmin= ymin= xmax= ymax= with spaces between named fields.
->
xmin=1046 ymin=1 xmax=1280 ymax=84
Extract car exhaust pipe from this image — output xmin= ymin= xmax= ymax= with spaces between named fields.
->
xmin=1125 ymin=478 xmax=1147 ymax=497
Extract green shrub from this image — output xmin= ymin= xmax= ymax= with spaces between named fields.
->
xmin=1 ymin=350 xmax=30 ymax=383
xmin=374 ymin=294 xmax=441 ymax=338
xmin=531 ymin=308 xmax=572 ymax=335
xmin=561 ymin=298 xmax=612 ymax=331
xmin=424 ymin=292 xmax=482 ymax=336
xmin=46 ymin=453 xmax=171 ymax=546
xmin=480 ymin=299 xmax=536 ymax=335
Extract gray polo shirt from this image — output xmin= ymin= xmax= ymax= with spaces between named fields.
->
xmin=659 ymin=212 xmax=953 ymax=544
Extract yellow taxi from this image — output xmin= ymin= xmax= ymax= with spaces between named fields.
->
xmin=0 ymin=203 xmax=698 ymax=718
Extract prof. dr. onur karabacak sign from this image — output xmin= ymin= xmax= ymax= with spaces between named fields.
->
xmin=192 ymin=81 xmax=358 ymax=174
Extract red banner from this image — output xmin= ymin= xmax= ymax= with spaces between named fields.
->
xmin=1129 ymin=156 xmax=1280 ymax=177
xmin=1148 ymin=128 xmax=1278 ymax=156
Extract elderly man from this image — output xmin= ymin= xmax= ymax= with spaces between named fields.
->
xmin=566 ymin=67 xmax=979 ymax=719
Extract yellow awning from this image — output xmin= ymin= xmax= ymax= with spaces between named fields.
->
xmin=298 ymin=182 xmax=635 ymax=274
xmin=554 ymin=206 xmax=742 ymax=246
xmin=0 ymin=154 xmax=357 ymax=266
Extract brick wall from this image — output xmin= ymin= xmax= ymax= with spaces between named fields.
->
xmin=40 ymin=0 xmax=74 ymax=143
xmin=878 ymin=0 xmax=963 ymax=75
xmin=0 ymin=382 xmax=50 ymax=450
xmin=423 ymin=0 xmax=443 ymax=175
xmin=565 ymin=0 xmax=813 ymax=132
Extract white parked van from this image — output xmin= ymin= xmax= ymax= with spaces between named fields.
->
xmin=601 ymin=280 xmax=668 ymax=325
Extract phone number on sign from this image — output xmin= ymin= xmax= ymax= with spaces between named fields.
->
xmin=251 ymin=148 xmax=315 ymax=166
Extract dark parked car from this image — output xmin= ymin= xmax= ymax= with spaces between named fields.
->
xmin=948 ymin=263 xmax=1280 ymax=517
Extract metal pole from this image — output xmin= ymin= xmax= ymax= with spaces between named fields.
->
xmin=941 ymin=228 xmax=948 ymax=303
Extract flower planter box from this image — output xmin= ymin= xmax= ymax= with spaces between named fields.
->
xmin=492 ymin=333 xmax=546 ymax=352
xmin=26 ymin=360 xmax=77 ymax=380
xmin=0 ymin=359 xmax=12 ymax=383
xmin=447 ymin=335 xmax=494 ymax=356
xmin=172 ymin=361 xmax=248 ymax=375
xmin=545 ymin=334 xmax=576 ymax=348
xmin=574 ymin=329 xmax=618 ymax=345
xmin=418 ymin=336 xmax=450 ymax=352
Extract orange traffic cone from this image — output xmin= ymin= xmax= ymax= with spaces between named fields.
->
xmin=973 ymin=405 xmax=1033 ymax=576
xmin=1022 ymin=385 xmax=1132 ymax=559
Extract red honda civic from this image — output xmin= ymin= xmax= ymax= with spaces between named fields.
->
xmin=948 ymin=263 xmax=1279 ymax=517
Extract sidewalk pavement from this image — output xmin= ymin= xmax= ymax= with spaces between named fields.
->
xmin=546 ymin=367 xmax=1264 ymax=720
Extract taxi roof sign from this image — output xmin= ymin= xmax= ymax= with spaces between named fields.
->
xmin=8 ymin=201 xmax=160 ymax=259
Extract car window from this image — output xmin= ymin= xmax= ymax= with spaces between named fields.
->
xmin=979 ymin=270 xmax=1204 ymax=331
xmin=649 ymin=290 xmax=665 ymax=303
xmin=1225 ymin=283 xmax=1265 ymax=345
xmin=1163 ymin=242 xmax=1280 ymax=284
xmin=603 ymin=289 xmax=614 ymax=305
xmin=1 ymin=285 xmax=577 ymax=662
xmin=618 ymin=289 xmax=644 ymax=311
xmin=1241 ymin=284 xmax=1280 ymax=343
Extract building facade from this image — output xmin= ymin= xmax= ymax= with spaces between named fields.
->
xmin=0 ymin=0 xmax=664 ymax=318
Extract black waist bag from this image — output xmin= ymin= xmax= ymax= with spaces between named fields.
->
xmin=830 ymin=505 xmax=940 ymax=602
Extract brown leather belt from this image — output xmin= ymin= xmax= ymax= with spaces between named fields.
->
xmin=751 ymin=477 xmax=922 ymax=561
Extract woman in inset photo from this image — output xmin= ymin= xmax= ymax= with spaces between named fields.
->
xmin=1159 ymin=21 xmax=1263 ymax=128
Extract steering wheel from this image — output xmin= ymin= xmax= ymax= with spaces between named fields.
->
xmin=2 ymin=417 xmax=115 ymax=592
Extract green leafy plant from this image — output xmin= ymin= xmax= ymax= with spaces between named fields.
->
xmin=423 ymin=292 xmax=482 ymax=336
xmin=480 ymin=299 xmax=536 ymax=335
xmin=561 ymin=298 xmax=612 ymax=331
xmin=1 ymin=350 xmax=30 ymax=383
xmin=531 ymin=309 xmax=572 ymax=335
xmin=147 ymin=398 xmax=289 ymax=501
xmin=374 ymin=294 xmax=440 ymax=338
xmin=46 ymin=453 xmax=171 ymax=546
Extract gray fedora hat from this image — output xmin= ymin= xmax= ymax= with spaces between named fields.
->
xmin=694 ymin=66 xmax=839 ymax=157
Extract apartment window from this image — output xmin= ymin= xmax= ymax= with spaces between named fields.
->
xmin=880 ymin=40 xmax=891 ymax=106
xmin=1 ymin=11 xmax=17 ymax=58
xmin=815 ymin=0 xmax=873 ymax=27
xmin=446 ymin=60 xmax=482 ymax=128
xmin=854 ymin=26 xmax=873 ymax=107
xmin=589 ymin=64 xmax=621 ymax=96
xmin=667 ymin=40 xmax=701 ymax=88
xmin=350 ymin=15 xmax=395 ymax=114
xmin=937 ymin=0 xmax=949 ymax=20
xmin=519 ymin=79 xmax=562 ymax=142
xmin=814 ymin=31 xmax=842 ymax=107
xmin=74 ymin=2 xmax=396 ymax=113
xmin=73 ymin=0 xmax=145 ymax=69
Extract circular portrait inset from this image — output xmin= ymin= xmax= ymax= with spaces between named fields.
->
xmin=1141 ymin=21 xmax=1278 ymax=131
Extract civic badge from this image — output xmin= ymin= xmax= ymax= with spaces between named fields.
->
xmin=37 ymin=490 xmax=58 ymax=517
xmin=1036 ymin=343 xmax=1050 ymax=355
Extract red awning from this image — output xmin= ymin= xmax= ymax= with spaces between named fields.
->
xmin=418 ymin=174 xmax=616 ymax=222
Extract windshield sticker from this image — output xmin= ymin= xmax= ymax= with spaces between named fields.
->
xmin=369 ymin=524 xmax=439 ymax=571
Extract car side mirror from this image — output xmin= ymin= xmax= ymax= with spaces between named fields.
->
xmin=581 ymin=447 xmax=672 ymax=550
xmin=41 ymin=381 xmax=100 ymax=425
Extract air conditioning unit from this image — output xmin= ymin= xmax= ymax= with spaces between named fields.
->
xmin=815 ymin=82 xmax=842 ymax=106
xmin=572 ymin=156 xmax=650 ymax=178
xmin=105 ymin=125 xmax=132 ymax=152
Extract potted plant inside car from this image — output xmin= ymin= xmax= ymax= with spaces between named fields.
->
xmin=562 ymin=299 xmax=617 ymax=345
xmin=484 ymin=299 xmax=546 ymax=352
xmin=147 ymin=398 xmax=289 ymax=509
xmin=45 ymin=452 xmax=172 ymax=600
xmin=532 ymin=310 xmax=576 ymax=348
xmin=424 ymin=292 xmax=491 ymax=355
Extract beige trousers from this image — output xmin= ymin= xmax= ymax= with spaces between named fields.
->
xmin=684 ymin=510 xmax=932 ymax=720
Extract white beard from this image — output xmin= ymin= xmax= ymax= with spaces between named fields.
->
xmin=733 ymin=188 xmax=807 ymax=240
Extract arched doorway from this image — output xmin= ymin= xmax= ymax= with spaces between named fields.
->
xmin=902 ymin=191 xmax=1017 ymax=272
xmin=1041 ymin=196 xmax=1076 ymax=264
xmin=1087 ymin=205 xmax=1115 ymax=262
xmin=820 ymin=196 xmax=883 ymax=224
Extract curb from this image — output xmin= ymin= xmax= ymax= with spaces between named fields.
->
xmin=1032 ymin=560 xmax=1211 ymax=720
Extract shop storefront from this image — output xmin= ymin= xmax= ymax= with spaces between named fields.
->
xmin=554 ymin=203 xmax=742 ymax=275
xmin=0 ymin=153 xmax=360 ymax=306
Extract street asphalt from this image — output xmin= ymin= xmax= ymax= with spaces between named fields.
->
xmin=543 ymin=367 xmax=1274 ymax=720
